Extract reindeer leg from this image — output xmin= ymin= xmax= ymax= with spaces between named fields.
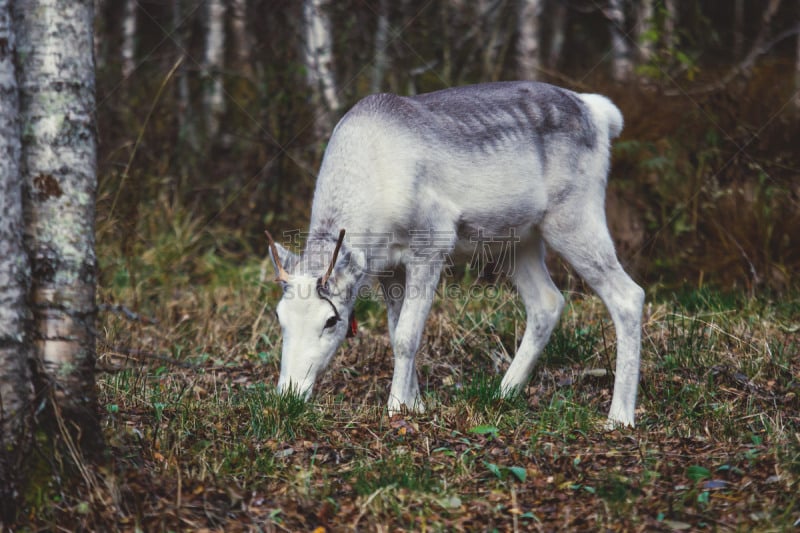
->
xmin=543 ymin=194 xmax=644 ymax=427
xmin=379 ymin=266 xmax=406 ymax=346
xmin=500 ymin=234 xmax=564 ymax=395
xmin=387 ymin=260 xmax=444 ymax=414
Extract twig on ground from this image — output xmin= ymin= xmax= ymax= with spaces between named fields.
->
xmin=99 ymin=303 xmax=159 ymax=325
xmin=100 ymin=346 xmax=197 ymax=369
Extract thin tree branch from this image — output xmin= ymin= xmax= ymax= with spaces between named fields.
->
xmin=665 ymin=1 xmax=792 ymax=96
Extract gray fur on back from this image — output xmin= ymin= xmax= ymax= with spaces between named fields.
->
xmin=342 ymin=81 xmax=597 ymax=154
xmin=309 ymin=81 xmax=620 ymax=247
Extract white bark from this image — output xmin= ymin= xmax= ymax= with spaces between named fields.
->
xmin=231 ymin=0 xmax=252 ymax=73
xmin=94 ymin=0 xmax=106 ymax=68
xmin=173 ymin=0 xmax=197 ymax=152
xmin=664 ymin=0 xmax=677 ymax=51
xmin=304 ymin=0 xmax=340 ymax=130
xmin=370 ymin=0 xmax=389 ymax=93
xmin=547 ymin=0 xmax=566 ymax=68
xmin=0 ymin=0 xmax=32 ymax=498
xmin=204 ymin=0 xmax=225 ymax=139
xmin=608 ymin=0 xmax=633 ymax=82
xmin=121 ymin=0 xmax=137 ymax=79
xmin=516 ymin=0 xmax=542 ymax=80
xmin=478 ymin=0 xmax=506 ymax=80
xmin=636 ymin=0 xmax=655 ymax=63
xmin=13 ymin=0 xmax=102 ymax=452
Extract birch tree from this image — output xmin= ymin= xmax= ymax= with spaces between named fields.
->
xmin=304 ymin=0 xmax=340 ymax=135
xmin=477 ymin=0 xmax=507 ymax=81
xmin=173 ymin=0 xmax=197 ymax=154
xmin=370 ymin=0 xmax=390 ymax=93
xmin=664 ymin=0 xmax=677 ymax=53
xmin=608 ymin=0 xmax=633 ymax=82
xmin=93 ymin=0 xmax=106 ymax=69
xmin=0 ymin=0 xmax=32 ymax=518
xmin=231 ymin=0 xmax=252 ymax=75
xmin=121 ymin=0 xmax=137 ymax=80
xmin=13 ymin=0 xmax=103 ymax=454
xmin=204 ymin=0 xmax=225 ymax=140
xmin=636 ymin=0 xmax=655 ymax=64
xmin=547 ymin=0 xmax=567 ymax=69
xmin=516 ymin=0 xmax=542 ymax=80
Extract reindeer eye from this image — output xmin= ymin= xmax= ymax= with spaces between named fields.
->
xmin=324 ymin=316 xmax=340 ymax=329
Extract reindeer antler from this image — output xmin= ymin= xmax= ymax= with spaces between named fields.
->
xmin=320 ymin=229 xmax=346 ymax=287
xmin=264 ymin=230 xmax=290 ymax=283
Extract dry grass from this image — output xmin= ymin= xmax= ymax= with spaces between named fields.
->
xmin=20 ymin=217 xmax=799 ymax=531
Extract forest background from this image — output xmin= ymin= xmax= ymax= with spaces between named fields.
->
xmin=96 ymin=0 xmax=799 ymax=293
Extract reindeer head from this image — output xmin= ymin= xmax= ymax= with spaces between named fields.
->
xmin=266 ymin=229 xmax=364 ymax=399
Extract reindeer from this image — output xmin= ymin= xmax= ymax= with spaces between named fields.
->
xmin=266 ymin=81 xmax=644 ymax=427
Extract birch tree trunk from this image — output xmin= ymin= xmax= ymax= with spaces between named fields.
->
xmin=516 ymin=0 xmax=542 ymax=80
xmin=664 ymin=0 xmax=677 ymax=52
xmin=204 ymin=0 xmax=225 ymax=140
xmin=636 ymin=0 xmax=655 ymax=63
xmin=370 ymin=0 xmax=389 ymax=94
xmin=478 ymin=0 xmax=505 ymax=81
xmin=304 ymin=0 xmax=340 ymax=136
xmin=0 ymin=0 xmax=33 ymax=519
xmin=13 ymin=0 xmax=103 ymax=455
xmin=231 ymin=0 xmax=252 ymax=75
xmin=121 ymin=0 xmax=137 ymax=80
xmin=608 ymin=0 xmax=633 ymax=82
xmin=547 ymin=0 xmax=567 ymax=69
xmin=93 ymin=0 xmax=106 ymax=69
xmin=173 ymin=0 xmax=197 ymax=156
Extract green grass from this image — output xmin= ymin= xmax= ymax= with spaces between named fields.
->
xmin=350 ymin=452 xmax=440 ymax=496
xmin=238 ymin=384 xmax=317 ymax=440
xmin=20 ymin=215 xmax=800 ymax=530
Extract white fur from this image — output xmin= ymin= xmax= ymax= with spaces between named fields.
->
xmin=270 ymin=82 xmax=644 ymax=427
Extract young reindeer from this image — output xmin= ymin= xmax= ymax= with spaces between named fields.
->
xmin=267 ymin=81 xmax=644 ymax=427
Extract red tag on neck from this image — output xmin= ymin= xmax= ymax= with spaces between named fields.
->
xmin=347 ymin=313 xmax=358 ymax=338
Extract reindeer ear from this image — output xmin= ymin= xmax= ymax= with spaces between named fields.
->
xmin=330 ymin=249 xmax=366 ymax=293
xmin=269 ymin=242 xmax=300 ymax=278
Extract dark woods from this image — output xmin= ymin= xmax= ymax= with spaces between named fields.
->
xmin=95 ymin=0 xmax=800 ymax=292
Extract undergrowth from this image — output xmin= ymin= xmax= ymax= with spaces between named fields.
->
xmin=20 ymin=208 xmax=798 ymax=531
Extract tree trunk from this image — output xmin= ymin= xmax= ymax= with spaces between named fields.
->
xmin=516 ymin=0 xmax=542 ymax=80
xmin=204 ymin=0 xmax=225 ymax=140
xmin=441 ymin=0 xmax=454 ymax=86
xmin=664 ymin=0 xmax=677 ymax=52
xmin=173 ymin=0 xmax=197 ymax=158
xmin=230 ymin=0 xmax=252 ymax=75
xmin=547 ymin=0 xmax=566 ymax=69
xmin=0 ymin=0 xmax=33 ymax=521
xmin=121 ymin=0 xmax=137 ymax=80
xmin=94 ymin=0 xmax=106 ymax=69
xmin=478 ymin=0 xmax=505 ymax=81
xmin=370 ymin=0 xmax=390 ymax=94
xmin=636 ymin=0 xmax=655 ymax=63
xmin=13 ymin=0 xmax=103 ymax=456
xmin=734 ymin=0 xmax=744 ymax=58
xmin=608 ymin=0 xmax=633 ymax=82
xmin=304 ymin=0 xmax=340 ymax=136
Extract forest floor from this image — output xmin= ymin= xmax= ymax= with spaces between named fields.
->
xmin=24 ymin=244 xmax=800 ymax=531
